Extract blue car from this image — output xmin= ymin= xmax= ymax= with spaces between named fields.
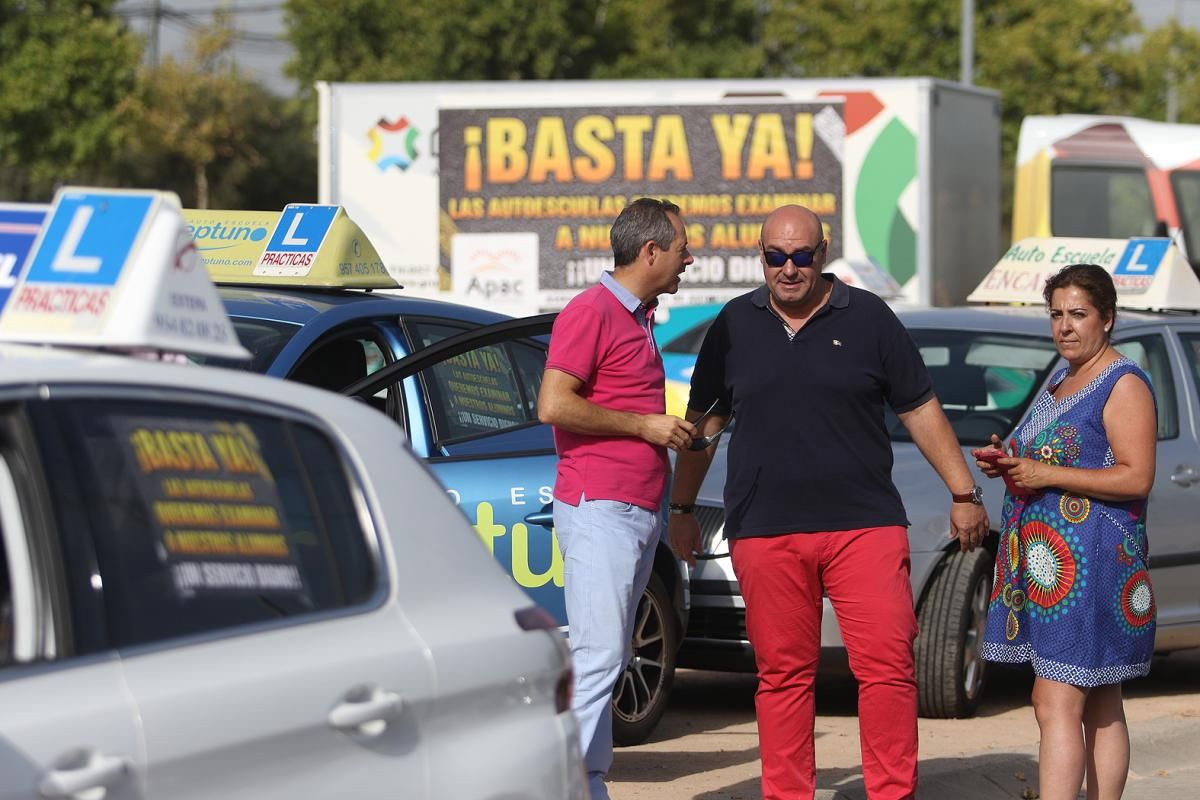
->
xmin=205 ymin=281 xmax=684 ymax=745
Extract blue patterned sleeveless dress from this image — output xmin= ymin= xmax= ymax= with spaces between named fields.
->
xmin=981 ymin=357 xmax=1156 ymax=686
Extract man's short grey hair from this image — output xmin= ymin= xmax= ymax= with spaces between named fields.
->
xmin=610 ymin=198 xmax=682 ymax=267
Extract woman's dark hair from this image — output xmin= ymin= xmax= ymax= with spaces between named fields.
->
xmin=1042 ymin=264 xmax=1118 ymax=330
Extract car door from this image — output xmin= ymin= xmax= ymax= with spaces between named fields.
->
xmin=0 ymin=406 xmax=146 ymax=800
xmin=343 ymin=314 xmax=566 ymax=623
xmin=345 ymin=314 xmax=686 ymax=746
xmin=39 ymin=392 xmax=436 ymax=800
xmin=1113 ymin=328 xmax=1200 ymax=647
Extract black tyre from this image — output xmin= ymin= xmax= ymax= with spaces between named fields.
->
xmin=915 ymin=547 xmax=994 ymax=718
xmin=612 ymin=571 xmax=678 ymax=746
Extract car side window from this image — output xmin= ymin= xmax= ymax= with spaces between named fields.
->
xmin=1175 ymin=331 xmax=1200 ymax=419
xmin=290 ymin=333 xmax=396 ymax=415
xmin=1113 ymin=334 xmax=1178 ymax=440
xmin=46 ymin=399 xmax=376 ymax=649
xmin=407 ymin=320 xmax=546 ymax=444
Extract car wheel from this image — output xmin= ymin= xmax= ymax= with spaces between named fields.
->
xmin=915 ymin=547 xmax=993 ymax=718
xmin=612 ymin=571 xmax=678 ymax=746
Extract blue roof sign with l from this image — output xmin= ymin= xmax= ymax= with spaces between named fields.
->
xmin=26 ymin=191 xmax=157 ymax=286
xmin=0 ymin=203 xmax=48 ymax=314
xmin=6 ymin=190 xmax=158 ymax=324
xmin=255 ymin=204 xmax=338 ymax=278
xmin=1112 ymin=238 xmax=1170 ymax=294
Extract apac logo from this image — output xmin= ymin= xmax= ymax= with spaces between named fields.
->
xmin=463 ymin=250 xmax=526 ymax=299
xmin=367 ymin=116 xmax=420 ymax=171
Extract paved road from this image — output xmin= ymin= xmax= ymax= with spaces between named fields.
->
xmin=607 ymin=650 xmax=1200 ymax=799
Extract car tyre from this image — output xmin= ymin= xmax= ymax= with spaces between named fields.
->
xmin=612 ymin=571 xmax=678 ymax=746
xmin=915 ymin=547 xmax=994 ymax=718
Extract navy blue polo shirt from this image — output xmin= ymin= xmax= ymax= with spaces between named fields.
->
xmin=689 ymin=276 xmax=933 ymax=539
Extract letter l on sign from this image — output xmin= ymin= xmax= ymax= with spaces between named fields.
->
xmin=52 ymin=207 xmax=103 ymax=273
xmin=282 ymin=213 xmax=308 ymax=247
xmin=1126 ymin=243 xmax=1151 ymax=273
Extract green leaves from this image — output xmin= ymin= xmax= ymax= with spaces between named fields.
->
xmin=0 ymin=1 xmax=140 ymax=197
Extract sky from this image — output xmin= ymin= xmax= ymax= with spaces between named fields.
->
xmin=116 ymin=0 xmax=1199 ymax=98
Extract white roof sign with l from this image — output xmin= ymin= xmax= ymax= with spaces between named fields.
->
xmin=0 ymin=187 xmax=250 ymax=360
xmin=967 ymin=236 xmax=1200 ymax=312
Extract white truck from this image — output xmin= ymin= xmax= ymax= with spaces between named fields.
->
xmin=1012 ymin=114 xmax=1200 ymax=275
xmin=318 ymin=77 xmax=1001 ymax=312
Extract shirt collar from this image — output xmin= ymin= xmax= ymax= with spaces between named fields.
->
xmin=750 ymin=274 xmax=850 ymax=311
xmin=600 ymin=270 xmax=656 ymax=314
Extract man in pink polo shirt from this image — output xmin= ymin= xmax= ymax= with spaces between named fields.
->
xmin=538 ymin=197 xmax=697 ymax=800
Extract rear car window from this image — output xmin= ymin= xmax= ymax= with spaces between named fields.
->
xmin=43 ymin=400 xmax=376 ymax=648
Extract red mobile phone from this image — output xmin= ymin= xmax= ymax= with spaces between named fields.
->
xmin=974 ymin=448 xmax=1004 ymax=464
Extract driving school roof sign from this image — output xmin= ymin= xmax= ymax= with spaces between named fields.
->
xmin=967 ymin=236 xmax=1200 ymax=311
xmin=187 ymin=204 xmax=399 ymax=289
xmin=0 ymin=187 xmax=250 ymax=360
xmin=0 ymin=203 xmax=48 ymax=314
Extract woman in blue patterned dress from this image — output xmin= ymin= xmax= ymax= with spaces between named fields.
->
xmin=976 ymin=264 xmax=1157 ymax=800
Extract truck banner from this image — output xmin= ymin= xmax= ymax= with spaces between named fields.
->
xmin=438 ymin=101 xmax=844 ymax=311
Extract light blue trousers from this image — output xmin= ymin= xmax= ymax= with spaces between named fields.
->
xmin=554 ymin=495 xmax=660 ymax=800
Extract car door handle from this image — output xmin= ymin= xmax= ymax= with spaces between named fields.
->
xmin=328 ymin=688 xmax=403 ymax=731
xmin=39 ymin=751 xmax=130 ymax=798
xmin=523 ymin=505 xmax=554 ymax=528
xmin=1171 ymin=466 xmax=1199 ymax=486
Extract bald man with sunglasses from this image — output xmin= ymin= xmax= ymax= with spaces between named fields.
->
xmin=668 ymin=204 xmax=988 ymax=800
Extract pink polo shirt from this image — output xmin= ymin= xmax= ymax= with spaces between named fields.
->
xmin=546 ymin=275 xmax=669 ymax=511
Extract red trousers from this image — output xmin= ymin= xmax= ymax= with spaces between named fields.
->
xmin=730 ymin=526 xmax=919 ymax=800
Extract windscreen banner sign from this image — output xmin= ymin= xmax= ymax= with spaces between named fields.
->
xmin=116 ymin=415 xmax=306 ymax=598
xmin=438 ymin=101 xmax=844 ymax=309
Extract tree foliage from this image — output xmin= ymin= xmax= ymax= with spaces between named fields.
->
xmin=284 ymin=0 xmax=763 ymax=89
xmin=118 ymin=13 xmax=315 ymax=209
xmin=1133 ymin=20 xmax=1200 ymax=124
xmin=764 ymin=0 xmax=1145 ymax=177
xmin=0 ymin=1 xmax=141 ymax=199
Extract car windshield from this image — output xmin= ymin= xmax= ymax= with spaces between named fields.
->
xmin=887 ymin=329 xmax=1061 ymax=446
xmin=1171 ymin=169 xmax=1200 ymax=273
xmin=189 ymin=318 xmax=302 ymax=372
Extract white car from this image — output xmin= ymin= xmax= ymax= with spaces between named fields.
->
xmin=0 ymin=188 xmax=585 ymax=800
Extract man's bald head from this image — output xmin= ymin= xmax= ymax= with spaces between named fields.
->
xmin=761 ymin=205 xmax=823 ymax=243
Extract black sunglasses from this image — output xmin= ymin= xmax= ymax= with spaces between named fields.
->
xmin=689 ymin=398 xmax=735 ymax=451
xmin=761 ymin=240 xmax=827 ymax=269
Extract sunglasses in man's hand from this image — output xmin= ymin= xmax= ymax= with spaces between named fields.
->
xmin=689 ymin=399 xmax=734 ymax=451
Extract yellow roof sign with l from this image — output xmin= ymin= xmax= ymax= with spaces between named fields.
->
xmin=185 ymin=204 xmax=400 ymax=290
xmin=967 ymin=236 xmax=1200 ymax=312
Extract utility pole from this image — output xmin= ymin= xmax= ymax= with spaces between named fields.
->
xmin=148 ymin=0 xmax=162 ymax=66
xmin=961 ymin=0 xmax=974 ymax=85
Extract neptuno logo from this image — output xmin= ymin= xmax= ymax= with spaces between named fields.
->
xmin=189 ymin=222 xmax=270 ymax=251
xmin=368 ymin=115 xmax=420 ymax=171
